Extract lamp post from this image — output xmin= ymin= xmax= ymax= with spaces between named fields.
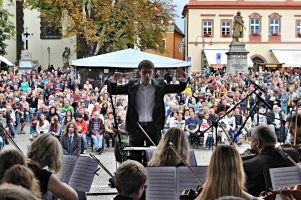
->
xmin=194 ymin=35 xmax=213 ymax=70
xmin=47 ymin=46 xmax=50 ymax=66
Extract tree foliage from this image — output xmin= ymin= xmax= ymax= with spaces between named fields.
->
xmin=25 ymin=0 xmax=176 ymax=57
xmin=0 ymin=2 xmax=15 ymax=55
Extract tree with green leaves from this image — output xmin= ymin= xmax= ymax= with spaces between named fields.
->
xmin=0 ymin=2 xmax=15 ymax=55
xmin=25 ymin=0 xmax=176 ymax=57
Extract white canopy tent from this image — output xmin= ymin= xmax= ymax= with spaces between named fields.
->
xmin=71 ymin=49 xmax=191 ymax=68
xmin=0 ymin=56 xmax=13 ymax=66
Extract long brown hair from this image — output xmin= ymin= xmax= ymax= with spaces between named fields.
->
xmin=0 ymin=149 xmax=26 ymax=180
xmin=196 ymin=145 xmax=245 ymax=200
xmin=39 ymin=113 xmax=45 ymax=127
xmin=49 ymin=116 xmax=59 ymax=133
xmin=148 ymin=127 xmax=189 ymax=166
xmin=1 ymin=165 xmax=42 ymax=198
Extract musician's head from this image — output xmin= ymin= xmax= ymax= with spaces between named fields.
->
xmin=0 ymin=149 xmax=26 ymax=181
xmin=1 ymin=165 xmax=41 ymax=198
xmin=138 ymin=60 xmax=154 ymax=85
xmin=250 ymin=124 xmax=277 ymax=152
xmin=286 ymin=114 xmax=301 ymax=141
xmin=0 ymin=184 xmax=41 ymax=200
xmin=200 ymin=145 xmax=244 ymax=199
xmin=148 ymin=127 xmax=189 ymax=166
xmin=115 ymin=160 xmax=147 ymax=200
xmin=27 ymin=133 xmax=63 ymax=173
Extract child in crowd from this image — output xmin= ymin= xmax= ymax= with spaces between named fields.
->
xmin=29 ymin=118 xmax=36 ymax=136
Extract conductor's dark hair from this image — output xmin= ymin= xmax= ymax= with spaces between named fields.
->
xmin=138 ymin=60 xmax=154 ymax=70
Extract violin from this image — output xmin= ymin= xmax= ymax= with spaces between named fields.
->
xmin=278 ymin=137 xmax=301 ymax=159
xmin=259 ymin=184 xmax=301 ymax=199
xmin=240 ymin=148 xmax=258 ymax=161
xmin=180 ymin=186 xmax=203 ymax=200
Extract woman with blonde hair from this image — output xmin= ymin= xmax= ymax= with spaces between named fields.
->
xmin=148 ymin=127 xmax=189 ymax=166
xmin=196 ymin=145 xmax=261 ymax=200
xmin=27 ymin=133 xmax=78 ymax=200
xmin=1 ymin=165 xmax=42 ymax=198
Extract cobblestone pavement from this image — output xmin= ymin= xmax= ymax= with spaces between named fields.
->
xmin=3 ymin=125 xmax=250 ymax=200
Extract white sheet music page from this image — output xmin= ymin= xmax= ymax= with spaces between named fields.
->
xmin=57 ymin=155 xmax=78 ymax=184
xmin=269 ymin=166 xmax=301 ymax=188
xmin=269 ymin=166 xmax=301 ymax=200
xmin=176 ymin=166 xmax=208 ymax=198
xmin=145 ymin=167 xmax=176 ymax=200
xmin=68 ymin=156 xmax=98 ymax=192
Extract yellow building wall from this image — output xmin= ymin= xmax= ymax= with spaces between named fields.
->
xmin=186 ymin=7 xmax=301 ymax=71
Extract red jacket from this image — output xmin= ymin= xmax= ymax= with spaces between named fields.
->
xmin=75 ymin=120 xmax=88 ymax=134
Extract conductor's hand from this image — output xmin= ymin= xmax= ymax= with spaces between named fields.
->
xmin=176 ymin=67 xmax=187 ymax=82
xmin=112 ymin=72 xmax=123 ymax=80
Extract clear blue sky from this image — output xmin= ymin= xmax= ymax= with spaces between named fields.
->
xmin=174 ymin=0 xmax=189 ymax=32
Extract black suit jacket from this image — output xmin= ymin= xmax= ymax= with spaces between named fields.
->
xmin=109 ymin=78 xmax=188 ymax=133
xmin=243 ymin=146 xmax=299 ymax=197
xmin=60 ymin=133 xmax=81 ymax=156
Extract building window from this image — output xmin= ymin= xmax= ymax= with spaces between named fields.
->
xmin=221 ymin=21 xmax=231 ymax=35
xmin=203 ymin=21 xmax=212 ymax=36
xmin=269 ymin=19 xmax=280 ymax=35
xmin=162 ymin=39 xmax=166 ymax=49
xmin=250 ymin=19 xmax=261 ymax=35
xmin=40 ymin=18 xmax=61 ymax=39
xmin=297 ymin=21 xmax=301 ymax=35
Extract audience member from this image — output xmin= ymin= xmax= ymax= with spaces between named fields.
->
xmin=60 ymin=122 xmax=81 ymax=156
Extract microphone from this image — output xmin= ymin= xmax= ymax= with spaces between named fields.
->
xmin=254 ymin=92 xmax=272 ymax=110
xmin=249 ymin=80 xmax=266 ymax=94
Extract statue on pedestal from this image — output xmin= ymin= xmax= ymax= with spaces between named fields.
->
xmin=62 ymin=47 xmax=71 ymax=69
xmin=20 ymin=50 xmax=32 ymax=60
xmin=232 ymin=11 xmax=246 ymax=43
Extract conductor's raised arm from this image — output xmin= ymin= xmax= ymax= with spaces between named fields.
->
xmin=108 ymin=72 xmax=129 ymax=95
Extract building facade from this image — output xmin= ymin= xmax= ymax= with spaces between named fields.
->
xmin=182 ymin=0 xmax=301 ymax=72
xmin=145 ymin=24 xmax=185 ymax=60
xmin=3 ymin=0 xmax=76 ymax=70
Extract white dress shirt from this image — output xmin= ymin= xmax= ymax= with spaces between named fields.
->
xmin=135 ymin=80 xmax=155 ymax=122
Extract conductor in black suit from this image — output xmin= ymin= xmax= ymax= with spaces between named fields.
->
xmin=243 ymin=124 xmax=299 ymax=197
xmin=109 ymin=60 xmax=188 ymax=146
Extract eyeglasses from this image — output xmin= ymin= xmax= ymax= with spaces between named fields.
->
xmin=142 ymin=184 xmax=147 ymax=190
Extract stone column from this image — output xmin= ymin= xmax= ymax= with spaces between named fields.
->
xmin=225 ymin=43 xmax=249 ymax=74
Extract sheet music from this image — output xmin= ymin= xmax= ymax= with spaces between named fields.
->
xmin=269 ymin=166 xmax=301 ymax=189
xmin=57 ymin=155 xmax=78 ymax=184
xmin=123 ymin=146 xmax=156 ymax=151
xmin=176 ymin=166 xmax=208 ymax=198
xmin=145 ymin=167 xmax=176 ymax=200
xmin=68 ymin=156 xmax=98 ymax=192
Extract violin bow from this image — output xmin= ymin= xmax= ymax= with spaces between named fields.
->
xmin=0 ymin=124 xmax=23 ymax=154
xmin=217 ymin=122 xmax=238 ymax=151
xmin=284 ymin=153 xmax=301 ymax=171
xmin=89 ymin=154 xmax=115 ymax=179
xmin=168 ymin=142 xmax=203 ymax=185
xmin=137 ymin=122 xmax=156 ymax=147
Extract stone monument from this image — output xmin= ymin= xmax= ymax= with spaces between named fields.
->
xmin=226 ymin=11 xmax=249 ymax=73
xmin=19 ymin=50 xmax=35 ymax=72
xmin=62 ymin=47 xmax=71 ymax=69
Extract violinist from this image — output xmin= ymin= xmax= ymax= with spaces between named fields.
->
xmin=286 ymin=113 xmax=301 ymax=146
xmin=195 ymin=145 xmax=261 ymax=200
xmin=114 ymin=160 xmax=147 ymax=200
xmin=148 ymin=127 xmax=189 ymax=166
xmin=243 ymin=124 xmax=299 ymax=197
